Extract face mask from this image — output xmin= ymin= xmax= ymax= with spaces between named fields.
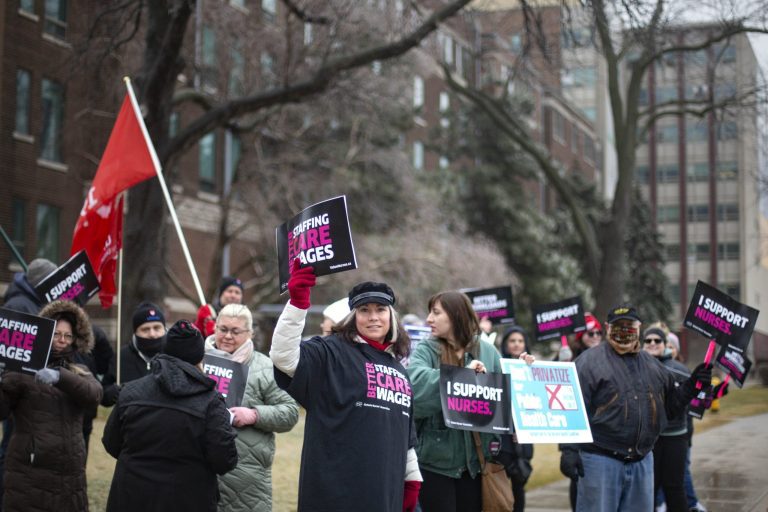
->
xmin=607 ymin=324 xmax=640 ymax=354
xmin=135 ymin=334 xmax=165 ymax=356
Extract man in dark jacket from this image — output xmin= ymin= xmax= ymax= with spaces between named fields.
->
xmin=559 ymin=305 xmax=712 ymax=512
xmin=102 ymin=320 xmax=238 ymax=512
xmin=101 ymin=301 xmax=167 ymax=406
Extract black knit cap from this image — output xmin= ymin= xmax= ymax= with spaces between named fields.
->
xmin=163 ymin=320 xmax=205 ymax=365
xmin=132 ymin=302 xmax=166 ymax=332
xmin=348 ymin=282 xmax=395 ymax=309
xmin=218 ymin=276 xmax=244 ymax=297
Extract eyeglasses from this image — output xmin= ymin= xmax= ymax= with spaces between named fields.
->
xmin=584 ymin=330 xmax=602 ymax=337
xmin=216 ymin=325 xmax=248 ymax=337
xmin=53 ymin=332 xmax=74 ymax=341
xmin=644 ymin=337 xmax=664 ymax=344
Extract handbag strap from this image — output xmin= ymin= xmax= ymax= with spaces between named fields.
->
xmin=472 ymin=431 xmax=487 ymax=472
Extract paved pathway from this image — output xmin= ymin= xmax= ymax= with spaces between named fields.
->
xmin=524 ymin=413 xmax=768 ymax=512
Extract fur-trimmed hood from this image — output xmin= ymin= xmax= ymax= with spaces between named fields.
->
xmin=39 ymin=300 xmax=94 ymax=354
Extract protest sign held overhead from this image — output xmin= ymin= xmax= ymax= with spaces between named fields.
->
xmin=714 ymin=344 xmax=752 ymax=388
xmin=202 ymin=354 xmax=248 ymax=408
xmin=35 ymin=251 xmax=100 ymax=306
xmin=439 ymin=365 xmax=511 ymax=434
xmin=501 ymin=359 xmax=592 ymax=443
xmin=461 ymin=286 xmax=515 ymax=325
xmin=276 ymin=196 xmax=357 ymax=294
xmin=684 ymin=281 xmax=759 ymax=353
xmin=532 ymin=296 xmax=586 ymax=341
xmin=0 ymin=308 xmax=55 ymax=374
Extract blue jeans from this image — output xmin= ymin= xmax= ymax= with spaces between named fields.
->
xmin=576 ymin=451 xmax=654 ymax=512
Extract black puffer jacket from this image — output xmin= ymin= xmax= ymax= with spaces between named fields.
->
xmin=575 ymin=342 xmax=695 ymax=460
xmin=0 ymin=300 xmax=102 ymax=512
xmin=102 ymin=354 xmax=238 ymax=512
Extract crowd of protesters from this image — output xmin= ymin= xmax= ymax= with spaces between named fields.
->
xmin=0 ymin=257 xmax=731 ymax=512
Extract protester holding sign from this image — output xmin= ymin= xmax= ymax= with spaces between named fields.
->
xmin=642 ymin=327 xmax=691 ymax=512
xmin=497 ymin=326 xmax=535 ymax=512
xmin=270 ymin=261 xmax=421 ymax=512
xmin=408 ymin=291 xmax=534 ymax=512
xmin=103 ymin=320 xmax=238 ymax=511
xmin=559 ymin=305 xmax=712 ymax=512
xmin=204 ymin=304 xmax=299 ymax=511
xmin=0 ymin=300 xmax=102 ymax=511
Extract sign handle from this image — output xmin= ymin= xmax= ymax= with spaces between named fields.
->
xmin=560 ymin=335 xmax=568 ymax=347
xmin=716 ymin=375 xmax=730 ymax=398
xmin=696 ymin=340 xmax=717 ymax=390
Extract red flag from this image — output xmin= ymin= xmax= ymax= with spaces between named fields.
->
xmin=71 ymin=93 xmax=157 ymax=308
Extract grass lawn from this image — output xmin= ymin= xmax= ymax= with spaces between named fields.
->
xmin=87 ymin=385 xmax=768 ymax=512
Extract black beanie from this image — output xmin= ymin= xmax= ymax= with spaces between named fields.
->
xmin=163 ymin=320 xmax=205 ymax=365
xmin=218 ymin=276 xmax=244 ymax=298
xmin=132 ymin=302 xmax=166 ymax=332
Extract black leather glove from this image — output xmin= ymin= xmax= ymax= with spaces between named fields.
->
xmin=713 ymin=380 xmax=729 ymax=398
xmin=559 ymin=448 xmax=584 ymax=479
xmin=101 ymin=383 xmax=122 ymax=407
xmin=689 ymin=363 xmax=713 ymax=389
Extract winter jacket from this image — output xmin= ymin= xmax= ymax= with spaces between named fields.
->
xmin=0 ymin=300 xmax=102 ymax=512
xmin=205 ymin=341 xmax=299 ymax=512
xmin=100 ymin=338 xmax=159 ymax=406
xmin=408 ymin=336 xmax=502 ymax=479
xmin=657 ymin=355 xmax=691 ymax=436
xmin=2 ymin=273 xmax=43 ymax=315
xmin=103 ymin=354 xmax=238 ymax=512
xmin=575 ymin=342 xmax=696 ymax=460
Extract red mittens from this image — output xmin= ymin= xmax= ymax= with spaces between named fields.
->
xmin=402 ymin=480 xmax=421 ymax=512
xmin=288 ymin=259 xmax=316 ymax=310
xmin=195 ymin=304 xmax=216 ymax=337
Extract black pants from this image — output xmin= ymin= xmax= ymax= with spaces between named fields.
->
xmin=653 ymin=434 xmax=688 ymax=512
xmin=569 ymin=476 xmax=578 ymax=511
xmin=512 ymin=477 xmax=526 ymax=512
xmin=420 ymin=469 xmax=481 ymax=512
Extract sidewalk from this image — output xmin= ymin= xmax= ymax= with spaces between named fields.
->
xmin=524 ymin=412 xmax=768 ymax=512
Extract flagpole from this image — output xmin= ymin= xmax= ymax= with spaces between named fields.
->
xmin=123 ymin=77 xmax=207 ymax=306
xmin=116 ymin=192 xmax=125 ymax=386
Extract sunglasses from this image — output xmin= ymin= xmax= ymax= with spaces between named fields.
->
xmin=644 ymin=337 xmax=664 ymax=344
xmin=584 ymin=330 xmax=602 ymax=337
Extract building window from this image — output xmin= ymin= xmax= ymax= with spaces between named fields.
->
xmin=687 ymin=163 xmax=709 ymax=182
xmin=657 ymin=205 xmax=679 ymax=223
xmin=717 ymin=203 xmax=739 ymax=221
xmin=169 ymin=112 xmax=179 ymax=137
xmin=11 ymin=198 xmax=26 ymax=255
xmin=40 ymin=78 xmax=64 ymax=162
xmin=717 ymin=161 xmax=738 ymax=180
xmin=723 ymin=283 xmax=740 ymax=299
xmin=262 ymin=0 xmax=276 ymax=20
xmin=304 ymin=22 xmax=313 ymax=45
xmin=35 ymin=203 xmax=60 ymax=262
xmin=583 ymin=135 xmax=595 ymax=163
xmin=553 ymin=111 xmax=565 ymax=143
xmin=15 ymin=69 xmax=31 ymax=135
xmin=442 ymin=34 xmax=454 ymax=65
xmin=665 ymin=243 xmax=680 ymax=260
xmin=635 ymin=165 xmax=649 ymax=184
xmin=460 ymin=44 xmax=472 ymax=81
xmin=439 ymin=91 xmax=450 ymax=113
xmin=657 ymin=164 xmax=679 ymax=183
xmin=686 ymin=204 xmax=709 ymax=223
xmin=372 ymin=61 xmax=382 ymax=75
xmin=201 ymin=26 xmax=217 ymax=90
xmin=413 ymin=76 xmax=424 ymax=109
xmin=44 ymin=0 xmax=67 ymax=39
xmin=510 ymin=34 xmax=522 ymax=53
xmin=686 ymin=120 xmax=708 ymax=142
xmin=570 ymin=126 xmax=579 ymax=153
xmin=260 ymin=51 xmax=275 ymax=87
xmin=717 ymin=242 xmax=739 ymax=260
xmin=657 ymin=124 xmax=678 ymax=143
xmin=20 ymin=0 xmax=35 ymax=13
xmin=413 ymin=141 xmax=424 ymax=170
xmin=228 ymin=47 xmax=245 ymax=97
xmin=199 ymin=132 xmax=216 ymax=192
xmin=689 ymin=243 xmax=710 ymax=261
xmin=717 ymin=121 xmax=738 ymax=140
xmin=439 ymin=156 xmax=449 ymax=169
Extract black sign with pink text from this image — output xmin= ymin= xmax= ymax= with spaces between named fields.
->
xmin=276 ymin=196 xmax=357 ymax=294
xmin=532 ymin=296 xmax=586 ymax=341
xmin=683 ymin=281 xmax=759 ymax=353
xmin=0 ymin=308 xmax=55 ymax=374
xmin=202 ymin=354 xmax=248 ymax=408
xmin=439 ymin=365 xmax=511 ymax=434
xmin=462 ymin=286 xmax=515 ymax=325
xmin=714 ymin=344 xmax=753 ymax=388
xmin=35 ymin=250 xmax=100 ymax=306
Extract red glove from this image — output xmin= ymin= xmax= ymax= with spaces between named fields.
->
xmin=288 ymin=258 xmax=316 ymax=310
xmin=195 ymin=304 xmax=216 ymax=337
xmin=402 ymin=480 xmax=421 ymax=512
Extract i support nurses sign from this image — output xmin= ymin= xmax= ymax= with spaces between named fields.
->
xmin=35 ymin=250 xmax=100 ymax=306
xmin=439 ymin=365 xmax=511 ymax=434
xmin=532 ymin=296 xmax=586 ymax=341
xmin=462 ymin=286 xmax=515 ymax=325
xmin=0 ymin=308 xmax=55 ymax=374
xmin=500 ymin=359 xmax=592 ymax=444
xmin=684 ymin=281 xmax=759 ymax=354
xmin=275 ymin=196 xmax=357 ymax=294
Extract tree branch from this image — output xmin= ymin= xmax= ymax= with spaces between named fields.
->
xmin=280 ymin=0 xmax=331 ymax=24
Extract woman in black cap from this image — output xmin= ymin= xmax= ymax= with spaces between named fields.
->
xmin=270 ymin=260 xmax=422 ymax=512
xmin=102 ymin=320 xmax=238 ymax=512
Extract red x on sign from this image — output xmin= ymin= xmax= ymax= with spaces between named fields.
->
xmin=546 ymin=384 xmax=565 ymax=410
